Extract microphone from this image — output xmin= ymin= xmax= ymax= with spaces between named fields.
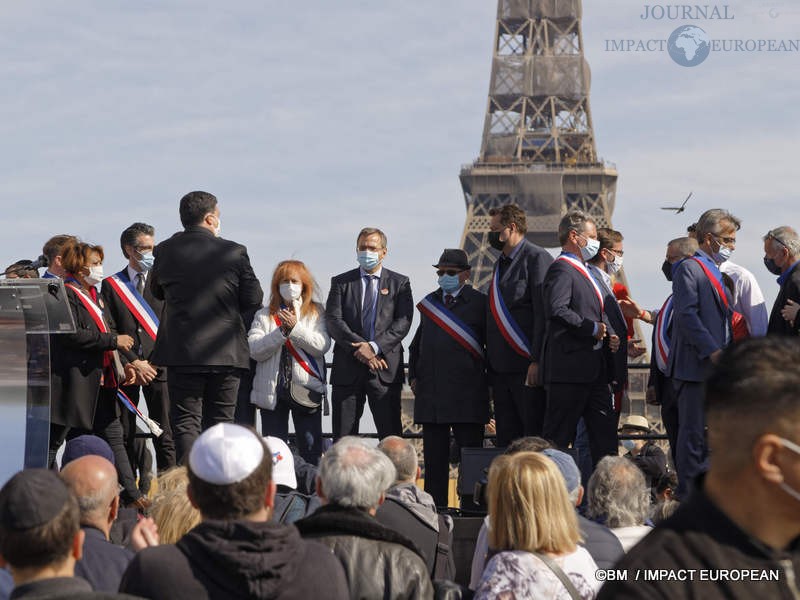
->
xmin=3 ymin=255 xmax=49 ymax=277
xmin=28 ymin=255 xmax=49 ymax=270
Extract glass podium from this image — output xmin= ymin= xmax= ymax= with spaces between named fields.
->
xmin=0 ymin=278 xmax=74 ymax=484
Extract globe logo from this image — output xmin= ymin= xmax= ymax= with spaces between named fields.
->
xmin=668 ymin=25 xmax=711 ymax=67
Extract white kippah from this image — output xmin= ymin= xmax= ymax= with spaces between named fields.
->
xmin=265 ymin=436 xmax=297 ymax=490
xmin=189 ymin=423 xmax=264 ymax=485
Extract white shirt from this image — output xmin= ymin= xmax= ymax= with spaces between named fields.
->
xmin=127 ymin=265 xmax=147 ymax=289
xmin=720 ymin=261 xmax=768 ymax=336
xmin=359 ymin=266 xmax=383 ymax=353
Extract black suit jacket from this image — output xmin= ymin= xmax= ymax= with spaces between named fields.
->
xmin=485 ymin=239 xmax=553 ymax=373
xmin=542 ymin=255 xmax=614 ymax=384
xmin=50 ymin=286 xmax=126 ymax=430
xmin=408 ymin=286 xmax=489 ymax=424
xmin=101 ymin=268 xmax=164 ymax=361
xmin=325 ymin=267 xmax=413 ymax=385
xmin=150 ymin=227 xmax=263 ymax=369
xmin=587 ymin=264 xmax=628 ymax=391
xmin=768 ymin=262 xmax=800 ymax=335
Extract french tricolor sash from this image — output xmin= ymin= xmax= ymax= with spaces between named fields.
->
xmin=417 ymin=293 xmax=484 ymax=361
xmin=689 ymin=257 xmax=730 ymax=311
xmin=654 ymin=295 xmax=674 ymax=375
xmin=116 ymin=389 xmax=163 ymax=437
xmin=489 ymin=263 xmax=531 ymax=359
xmin=555 ymin=254 xmax=604 ymax=310
xmin=64 ymin=283 xmax=109 ymax=333
xmin=273 ymin=315 xmax=325 ymax=382
xmin=106 ymin=271 xmax=159 ymax=341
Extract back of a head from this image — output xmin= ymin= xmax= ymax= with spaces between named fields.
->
xmin=377 ymin=436 xmax=417 ymax=484
xmin=0 ymin=469 xmax=80 ymax=570
xmin=318 ymin=437 xmax=396 ymax=510
xmin=42 ymin=234 xmax=78 ymax=264
xmin=706 ymin=337 xmax=800 ymax=475
xmin=60 ymin=455 xmax=119 ymax=526
xmin=505 ymin=436 xmax=553 ymax=455
xmin=487 ymin=452 xmax=579 ymax=555
xmin=61 ymin=435 xmax=115 ymax=469
xmin=187 ymin=424 xmax=271 ymax=521
xmin=179 ymin=191 xmax=217 ymax=228
xmin=151 ymin=467 xmax=200 ymax=544
xmin=586 ymin=456 xmax=650 ymax=528
xmin=668 ymin=236 xmax=699 ymax=259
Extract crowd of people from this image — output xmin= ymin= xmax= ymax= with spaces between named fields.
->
xmin=1 ymin=190 xmax=800 ymax=598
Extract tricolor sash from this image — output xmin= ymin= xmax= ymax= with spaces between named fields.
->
xmin=489 ymin=264 xmax=531 ymax=359
xmin=556 ymin=254 xmax=604 ymax=310
xmin=654 ymin=295 xmax=674 ymax=375
xmin=64 ymin=282 xmax=109 ymax=333
xmin=117 ymin=389 xmax=163 ymax=437
xmin=273 ymin=314 xmax=325 ymax=382
xmin=417 ymin=293 xmax=484 ymax=361
xmin=106 ymin=272 xmax=159 ymax=341
xmin=689 ymin=257 xmax=730 ymax=311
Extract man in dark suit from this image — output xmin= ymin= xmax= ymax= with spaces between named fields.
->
xmin=150 ymin=191 xmax=264 ymax=463
xmin=764 ymin=226 xmax=800 ymax=336
xmin=101 ymin=222 xmax=175 ymax=471
xmin=408 ymin=249 xmax=488 ymax=506
xmin=325 ymin=227 xmax=413 ymax=439
xmin=485 ymin=204 xmax=553 ymax=446
xmin=541 ymin=211 xmax=620 ymax=468
xmin=669 ymin=208 xmax=736 ymax=498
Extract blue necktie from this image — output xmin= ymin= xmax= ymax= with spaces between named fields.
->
xmin=362 ymin=275 xmax=377 ymax=341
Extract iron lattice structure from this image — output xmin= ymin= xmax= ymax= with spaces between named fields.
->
xmin=460 ymin=0 xmax=619 ymax=291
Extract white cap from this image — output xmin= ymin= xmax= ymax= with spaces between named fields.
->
xmin=188 ymin=424 xmax=265 ymax=485
xmin=264 ymin=436 xmax=297 ymax=490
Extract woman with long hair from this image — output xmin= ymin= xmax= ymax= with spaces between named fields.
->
xmin=475 ymin=452 xmax=599 ymax=599
xmin=248 ymin=260 xmax=330 ymax=464
xmin=55 ymin=241 xmax=148 ymax=509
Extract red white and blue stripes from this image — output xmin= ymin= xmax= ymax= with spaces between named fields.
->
xmin=106 ymin=272 xmax=159 ymax=341
xmin=116 ymin=389 xmax=163 ymax=437
xmin=417 ymin=293 xmax=484 ymax=361
xmin=489 ymin=265 xmax=531 ymax=359
xmin=555 ymin=254 xmax=604 ymax=311
xmin=654 ymin=295 xmax=673 ymax=375
xmin=272 ymin=315 xmax=325 ymax=382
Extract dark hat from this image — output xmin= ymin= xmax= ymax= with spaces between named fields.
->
xmin=0 ymin=469 xmax=70 ymax=531
xmin=61 ymin=435 xmax=115 ymax=468
xmin=433 ymin=249 xmax=470 ymax=270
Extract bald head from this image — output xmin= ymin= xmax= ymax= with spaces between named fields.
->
xmin=378 ymin=436 xmax=418 ymax=483
xmin=60 ymin=455 xmax=120 ymax=532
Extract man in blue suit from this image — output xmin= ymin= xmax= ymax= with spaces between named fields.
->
xmin=669 ymin=208 xmax=736 ymax=498
xmin=541 ymin=212 xmax=620 ymax=467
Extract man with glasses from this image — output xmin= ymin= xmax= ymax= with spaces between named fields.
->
xmin=485 ymin=204 xmax=553 ymax=446
xmin=408 ymin=249 xmax=488 ymax=506
xmin=599 ymin=337 xmax=800 ymax=599
xmin=102 ymin=222 xmax=175 ymax=472
xmin=669 ymin=208 xmax=736 ymax=498
xmin=764 ymin=226 xmax=800 ymax=336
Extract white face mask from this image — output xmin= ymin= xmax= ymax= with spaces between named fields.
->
xmin=778 ymin=437 xmax=800 ymax=503
xmin=607 ymin=253 xmax=623 ymax=275
xmin=279 ymin=282 xmax=302 ymax=302
xmin=213 ymin=216 xmax=221 ymax=237
xmin=85 ymin=265 xmax=104 ymax=286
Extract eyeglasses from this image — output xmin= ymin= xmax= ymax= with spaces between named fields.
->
xmin=607 ymin=248 xmax=624 ymax=257
xmin=768 ymin=231 xmax=789 ymax=250
xmin=437 ymin=269 xmax=463 ymax=277
xmin=714 ymin=235 xmax=736 ymax=245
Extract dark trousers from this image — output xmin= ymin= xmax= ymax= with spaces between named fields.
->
xmin=261 ymin=398 xmax=323 ymax=465
xmin=121 ymin=375 xmax=175 ymax=471
xmin=672 ymin=379 xmax=708 ymax=499
xmin=234 ymin=360 xmax=257 ymax=427
xmin=92 ymin=388 xmax=141 ymax=504
xmin=543 ymin=381 xmax=618 ymax=468
xmin=659 ymin=377 xmax=679 ymax=468
xmin=332 ymin=374 xmax=402 ymax=440
xmin=491 ymin=372 xmax=546 ymax=447
xmin=169 ymin=370 xmax=240 ymax=464
xmin=422 ymin=422 xmax=484 ymax=508
xmin=49 ymin=423 xmax=70 ymax=469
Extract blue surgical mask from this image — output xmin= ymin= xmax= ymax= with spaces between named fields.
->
xmin=438 ymin=274 xmax=460 ymax=294
xmin=621 ymin=439 xmax=636 ymax=451
xmin=136 ymin=251 xmax=154 ymax=272
xmin=357 ymin=250 xmax=381 ymax=271
xmin=712 ymin=237 xmax=733 ymax=264
xmin=579 ymin=235 xmax=600 ymax=261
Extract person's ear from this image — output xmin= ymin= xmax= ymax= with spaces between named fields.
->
xmin=73 ymin=529 xmax=86 ymax=561
xmin=265 ymin=480 xmax=277 ymax=510
xmin=377 ymin=492 xmax=386 ymax=507
xmin=416 ymin=466 xmax=422 ymax=481
xmin=576 ymin=485 xmax=585 ymax=507
xmin=315 ymin=476 xmax=327 ymax=503
xmin=754 ymin=434 xmax=785 ymax=484
xmin=187 ymin=483 xmax=200 ymax=509
xmin=109 ymin=495 xmax=120 ymax=523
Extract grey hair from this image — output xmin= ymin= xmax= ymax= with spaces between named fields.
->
xmin=695 ymin=209 xmax=741 ymax=240
xmin=586 ymin=456 xmax=650 ymax=528
xmin=377 ymin=436 xmax=418 ymax=483
xmin=356 ymin=227 xmax=387 ymax=249
xmin=668 ymin=236 xmax=698 ymax=258
xmin=319 ymin=437 xmax=396 ymax=509
xmin=764 ymin=226 xmax=800 ymax=257
xmin=558 ymin=211 xmax=595 ymax=246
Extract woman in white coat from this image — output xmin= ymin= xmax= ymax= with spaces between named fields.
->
xmin=248 ymin=260 xmax=331 ymax=464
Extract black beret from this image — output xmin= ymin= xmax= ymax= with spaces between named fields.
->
xmin=0 ymin=469 xmax=70 ymax=531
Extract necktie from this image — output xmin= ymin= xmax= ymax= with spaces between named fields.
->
xmin=136 ymin=273 xmax=145 ymax=295
xmin=362 ymin=275 xmax=378 ymax=341
xmin=444 ymin=294 xmax=455 ymax=308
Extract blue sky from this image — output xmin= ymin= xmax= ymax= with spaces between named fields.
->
xmin=2 ymin=0 xmax=798 ymax=344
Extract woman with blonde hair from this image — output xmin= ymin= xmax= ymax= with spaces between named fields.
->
xmin=248 ymin=260 xmax=330 ymax=464
xmin=475 ymin=452 xmax=599 ymax=599
xmin=149 ymin=467 xmax=201 ymax=544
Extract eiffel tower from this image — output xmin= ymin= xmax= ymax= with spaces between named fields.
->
xmin=460 ymin=0 xmax=619 ymax=290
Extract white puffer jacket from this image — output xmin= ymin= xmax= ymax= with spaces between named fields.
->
xmin=247 ymin=300 xmax=331 ymax=410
